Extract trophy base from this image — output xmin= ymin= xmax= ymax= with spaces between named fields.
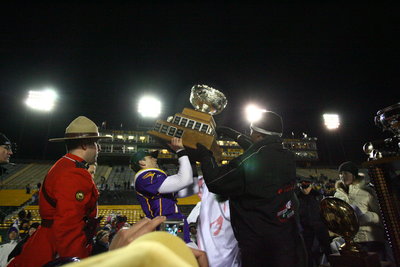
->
xmin=148 ymin=120 xmax=222 ymax=162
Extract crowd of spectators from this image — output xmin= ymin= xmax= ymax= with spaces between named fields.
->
xmin=0 ymin=209 xmax=40 ymax=266
xmin=300 ymin=174 xmax=341 ymax=197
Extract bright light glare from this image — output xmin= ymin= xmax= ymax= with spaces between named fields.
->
xmin=25 ymin=89 xmax=57 ymax=111
xmin=245 ymin=104 xmax=266 ymax=123
xmin=323 ymin=114 xmax=340 ymax=130
xmin=138 ymin=96 xmax=161 ymax=118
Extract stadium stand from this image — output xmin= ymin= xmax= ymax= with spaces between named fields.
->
xmin=296 ymin=167 xmax=338 ymax=181
xmin=0 ymin=201 xmax=198 ymax=230
xmin=1 ymin=163 xmax=52 ymax=189
xmin=0 ymin=190 xmax=34 ymax=206
xmin=93 ymin=165 xmax=112 ymax=185
xmin=106 ymin=165 xmax=134 ymax=190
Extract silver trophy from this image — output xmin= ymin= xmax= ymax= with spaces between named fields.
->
xmin=148 ymin=84 xmax=227 ymax=161
xmin=364 ymin=102 xmax=400 ymax=159
xmin=190 ymin=84 xmax=228 ymax=115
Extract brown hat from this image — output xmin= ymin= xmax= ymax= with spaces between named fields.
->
xmin=49 ymin=116 xmax=112 ymax=142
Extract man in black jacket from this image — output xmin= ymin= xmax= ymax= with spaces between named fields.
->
xmin=297 ymin=177 xmax=332 ymax=266
xmin=193 ymin=111 xmax=306 ymax=267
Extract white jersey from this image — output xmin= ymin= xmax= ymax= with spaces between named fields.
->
xmin=195 ymin=177 xmax=241 ymax=267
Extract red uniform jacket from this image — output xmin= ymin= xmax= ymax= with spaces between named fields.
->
xmin=9 ymin=154 xmax=99 ymax=267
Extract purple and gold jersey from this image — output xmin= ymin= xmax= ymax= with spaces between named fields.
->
xmin=133 ymin=168 xmax=190 ymax=242
xmin=134 ymin=168 xmax=182 ymax=218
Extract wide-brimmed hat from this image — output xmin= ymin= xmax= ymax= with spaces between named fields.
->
xmin=49 ymin=116 xmax=112 ymax=142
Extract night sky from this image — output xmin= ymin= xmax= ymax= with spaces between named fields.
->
xmin=0 ymin=3 xmax=398 ymax=165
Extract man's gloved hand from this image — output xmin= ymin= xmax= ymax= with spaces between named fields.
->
xmin=350 ymin=204 xmax=363 ymax=217
xmin=350 ymin=204 xmax=368 ymax=224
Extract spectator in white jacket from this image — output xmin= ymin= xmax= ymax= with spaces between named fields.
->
xmin=334 ymin=161 xmax=386 ymax=259
xmin=0 ymin=225 xmax=19 ymax=267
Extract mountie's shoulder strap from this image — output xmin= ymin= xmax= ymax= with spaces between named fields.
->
xmin=41 ymin=175 xmax=57 ymax=208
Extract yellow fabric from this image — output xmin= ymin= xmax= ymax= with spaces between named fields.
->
xmin=65 ymin=232 xmax=198 ymax=267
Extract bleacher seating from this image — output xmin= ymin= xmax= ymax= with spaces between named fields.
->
xmin=296 ymin=168 xmax=338 ymax=181
xmin=0 ymin=205 xmax=159 ymax=229
xmin=93 ymin=165 xmax=112 ymax=185
xmin=106 ymin=165 xmax=134 ymax=189
xmin=0 ymin=190 xmax=34 ymax=206
xmin=1 ymin=163 xmax=52 ymax=189
xmin=0 ymin=163 xmax=28 ymax=182
xmin=0 ymin=193 xmax=200 ymax=229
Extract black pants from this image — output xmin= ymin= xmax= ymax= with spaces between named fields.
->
xmin=239 ymin=233 xmax=306 ymax=267
xmin=302 ymin=224 xmax=332 ymax=267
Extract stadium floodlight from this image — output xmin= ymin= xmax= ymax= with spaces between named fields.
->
xmin=323 ymin=113 xmax=340 ymax=130
xmin=245 ymin=104 xmax=267 ymax=123
xmin=138 ymin=96 xmax=161 ymax=118
xmin=25 ymin=88 xmax=57 ymax=112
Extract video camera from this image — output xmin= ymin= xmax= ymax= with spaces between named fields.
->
xmin=159 ymin=219 xmax=185 ymax=240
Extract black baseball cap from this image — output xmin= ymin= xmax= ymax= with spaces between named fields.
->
xmin=338 ymin=161 xmax=358 ymax=177
xmin=0 ymin=133 xmax=11 ymax=146
xmin=250 ymin=111 xmax=283 ymax=137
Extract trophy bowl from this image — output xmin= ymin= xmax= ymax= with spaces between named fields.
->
xmin=320 ymin=197 xmax=362 ymax=254
xmin=190 ymin=84 xmax=228 ymax=115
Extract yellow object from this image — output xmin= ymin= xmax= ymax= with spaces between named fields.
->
xmin=65 ymin=231 xmax=198 ymax=267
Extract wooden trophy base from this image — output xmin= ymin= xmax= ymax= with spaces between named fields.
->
xmin=148 ymin=108 xmax=222 ymax=161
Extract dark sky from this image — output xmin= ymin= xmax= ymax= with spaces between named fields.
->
xmin=0 ymin=2 xmax=398 ymax=165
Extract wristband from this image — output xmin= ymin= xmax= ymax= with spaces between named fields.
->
xmin=177 ymin=149 xmax=188 ymax=158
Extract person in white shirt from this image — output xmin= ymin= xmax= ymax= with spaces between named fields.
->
xmin=187 ymin=176 xmax=241 ymax=267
